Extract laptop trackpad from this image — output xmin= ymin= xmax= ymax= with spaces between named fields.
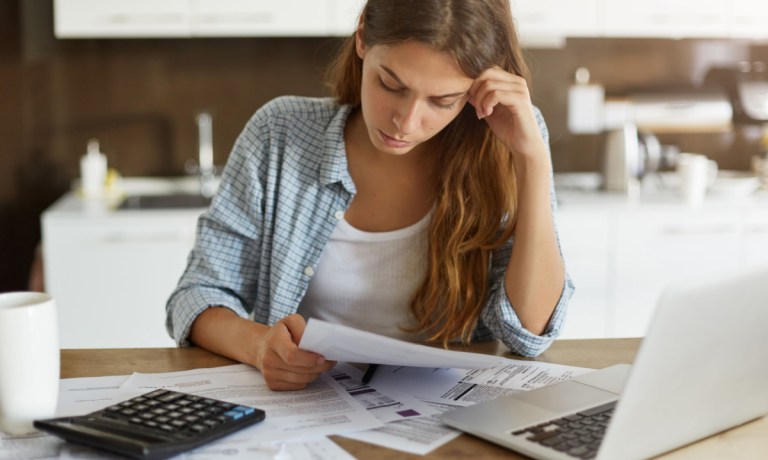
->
xmin=519 ymin=380 xmax=617 ymax=413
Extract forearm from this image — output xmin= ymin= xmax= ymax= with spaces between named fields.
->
xmin=189 ymin=307 xmax=268 ymax=368
xmin=505 ymin=155 xmax=565 ymax=335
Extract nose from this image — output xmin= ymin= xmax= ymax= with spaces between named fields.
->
xmin=392 ymin=98 xmax=421 ymax=135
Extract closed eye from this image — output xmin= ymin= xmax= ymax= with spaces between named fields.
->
xmin=432 ymin=97 xmax=461 ymax=110
xmin=377 ymin=76 xmax=403 ymax=94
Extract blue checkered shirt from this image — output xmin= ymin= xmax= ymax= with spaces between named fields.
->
xmin=166 ymin=96 xmax=573 ymax=357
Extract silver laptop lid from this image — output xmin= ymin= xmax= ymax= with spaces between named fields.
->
xmin=598 ymin=265 xmax=768 ymax=459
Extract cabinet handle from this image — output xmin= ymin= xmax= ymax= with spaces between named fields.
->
xmin=197 ymin=13 xmax=274 ymax=25
xmin=659 ymin=224 xmax=737 ymax=235
xmin=106 ymin=13 xmax=187 ymax=26
xmin=99 ymin=232 xmax=185 ymax=244
xmin=746 ymin=224 xmax=768 ymax=234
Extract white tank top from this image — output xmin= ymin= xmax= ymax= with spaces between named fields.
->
xmin=297 ymin=210 xmax=432 ymax=341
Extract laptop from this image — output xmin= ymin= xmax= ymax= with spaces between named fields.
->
xmin=441 ymin=265 xmax=768 ymax=460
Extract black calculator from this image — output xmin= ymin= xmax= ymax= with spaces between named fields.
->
xmin=34 ymin=389 xmax=266 ymax=460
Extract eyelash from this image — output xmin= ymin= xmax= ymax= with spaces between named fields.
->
xmin=376 ymin=77 xmax=458 ymax=110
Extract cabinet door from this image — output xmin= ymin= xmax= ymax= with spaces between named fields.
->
xmin=511 ymin=0 xmax=600 ymax=40
xmin=556 ymin=208 xmax=611 ymax=339
xmin=327 ymin=0 xmax=366 ymax=36
xmin=53 ymin=0 xmax=191 ymax=38
xmin=603 ymin=0 xmax=729 ymax=38
xmin=43 ymin=216 xmax=198 ymax=348
xmin=192 ymin=0 xmax=329 ymax=36
xmin=612 ymin=208 xmax=741 ymax=337
xmin=741 ymin=210 xmax=768 ymax=268
xmin=731 ymin=0 xmax=768 ymax=39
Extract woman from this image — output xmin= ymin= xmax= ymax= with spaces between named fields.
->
xmin=166 ymin=0 xmax=573 ymax=390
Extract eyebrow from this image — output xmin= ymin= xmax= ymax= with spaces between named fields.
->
xmin=381 ymin=65 xmax=467 ymax=99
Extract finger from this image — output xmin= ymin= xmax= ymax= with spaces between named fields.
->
xmin=470 ymin=79 xmax=528 ymax=119
xmin=269 ymin=321 xmax=327 ymax=368
xmin=261 ymin=354 xmax=336 ymax=391
xmin=263 ymin=368 xmax=321 ymax=391
xmin=281 ymin=314 xmax=307 ymax=343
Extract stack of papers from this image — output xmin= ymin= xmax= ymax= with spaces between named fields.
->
xmin=1 ymin=323 xmax=590 ymax=459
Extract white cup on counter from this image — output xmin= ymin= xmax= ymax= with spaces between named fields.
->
xmin=0 ymin=292 xmax=60 ymax=435
xmin=676 ymin=153 xmax=718 ymax=206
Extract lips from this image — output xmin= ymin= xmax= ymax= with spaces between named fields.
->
xmin=378 ymin=130 xmax=412 ymax=149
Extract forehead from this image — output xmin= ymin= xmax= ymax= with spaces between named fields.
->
xmin=367 ymin=41 xmax=473 ymax=92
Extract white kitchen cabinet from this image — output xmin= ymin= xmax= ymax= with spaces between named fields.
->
xmin=611 ymin=207 xmax=741 ymax=337
xmin=327 ymin=0 xmax=366 ymax=36
xmin=730 ymin=0 xmax=768 ymax=39
xmin=602 ymin=0 xmax=730 ymax=38
xmin=556 ymin=207 xmax=612 ymax=339
xmin=741 ymin=211 xmax=768 ymax=268
xmin=511 ymin=0 xmax=600 ymax=43
xmin=191 ymin=0 xmax=330 ymax=37
xmin=54 ymin=0 xmax=192 ymax=38
xmin=42 ymin=179 xmax=206 ymax=348
xmin=555 ymin=187 xmax=768 ymax=339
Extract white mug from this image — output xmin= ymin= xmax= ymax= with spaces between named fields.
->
xmin=0 ymin=292 xmax=60 ymax=435
xmin=676 ymin=153 xmax=718 ymax=206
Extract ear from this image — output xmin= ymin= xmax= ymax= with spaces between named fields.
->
xmin=354 ymin=22 xmax=366 ymax=59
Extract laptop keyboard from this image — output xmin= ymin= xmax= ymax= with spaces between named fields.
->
xmin=510 ymin=401 xmax=616 ymax=460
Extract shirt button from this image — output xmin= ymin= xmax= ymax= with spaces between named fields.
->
xmin=334 ymin=211 xmax=344 ymax=220
xmin=304 ymin=267 xmax=315 ymax=277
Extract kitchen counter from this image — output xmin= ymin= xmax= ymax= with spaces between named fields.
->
xmin=41 ymin=177 xmax=212 ymax=349
xmin=47 ymin=176 xmax=213 ymax=217
xmin=553 ymin=178 xmax=768 ymax=339
xmin=41 ymin=175 xmax=768 ymax=347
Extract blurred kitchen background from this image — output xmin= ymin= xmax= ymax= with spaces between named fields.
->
xmin=1 ymin=1 xmax=767 ymax=346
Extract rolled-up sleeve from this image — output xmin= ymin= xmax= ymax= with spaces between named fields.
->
xmin=474 ymin=106 xmax=574 ymax=356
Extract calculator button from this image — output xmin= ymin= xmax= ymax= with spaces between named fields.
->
xmin=223 ymin=410 xmax=244 ymax=420
xmin=235 ymin=406 xmax=256 ymax=416
xmin=144 ymin=389 xmax=169 ymax=399
xmin=189 ymin=423 xmax=208 ymax=433
xmin=157 ymin=392 xmax=186 ymax=403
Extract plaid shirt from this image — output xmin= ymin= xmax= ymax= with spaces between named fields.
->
xmin=166 ymin=96 xmax=573 ymax=357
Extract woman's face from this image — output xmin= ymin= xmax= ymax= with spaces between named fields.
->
xmin=355 ymin=36 xmax=474 ymax=156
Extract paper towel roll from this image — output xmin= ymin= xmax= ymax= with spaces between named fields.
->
xmin=568 ymin=83 xmax=605 ymax=134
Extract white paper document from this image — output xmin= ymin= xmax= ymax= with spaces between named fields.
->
xmin=299 ymin=319 xmax=505 ymax=369
xmin=0 ymin=370 xmax=363 ymax=460
xmin=342 ymin=358 xmax=591 ymax=455
xmin=118 ymin=364 xmax=383 ymax=444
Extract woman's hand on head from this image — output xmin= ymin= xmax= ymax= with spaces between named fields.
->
xmin=255 ymin=314 xmax=336 ymax=391
xmin=468 ymin=66 xmax=548 ymax=160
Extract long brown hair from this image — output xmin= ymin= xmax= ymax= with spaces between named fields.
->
xmin=327 ymin=0 xmax=530 ymax=346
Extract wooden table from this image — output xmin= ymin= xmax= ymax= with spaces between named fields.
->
xmin=61 ymin=339 xmax=767 ymax=459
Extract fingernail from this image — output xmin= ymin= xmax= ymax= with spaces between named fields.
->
xmin=317 ymin=357 xmax=325 ymax=365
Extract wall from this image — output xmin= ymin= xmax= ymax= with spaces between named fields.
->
xmin=1 ymin=0 xmax=767 ymax=291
